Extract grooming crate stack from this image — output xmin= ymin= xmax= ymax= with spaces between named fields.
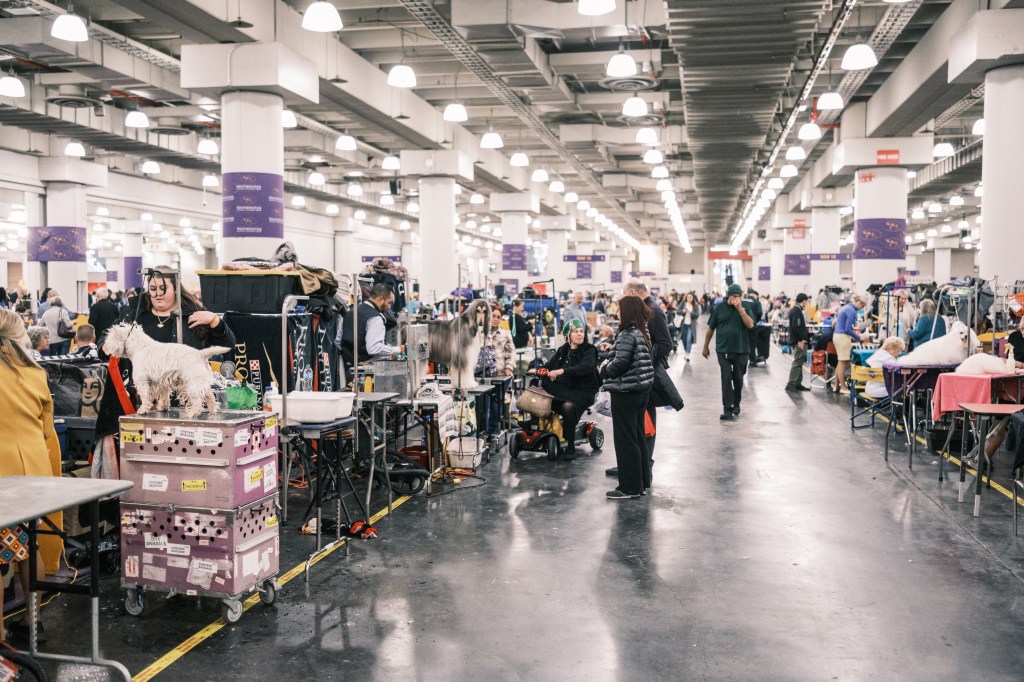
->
xmin=118 ymin=409 xmax=282 ymax=622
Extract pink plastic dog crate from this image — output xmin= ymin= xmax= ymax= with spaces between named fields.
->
xmin=119 ymin=410 xmax=280 ymax=509
xmin=120 ymin=494 xmax=279 ymax=598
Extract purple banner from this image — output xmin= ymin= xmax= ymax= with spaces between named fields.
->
xmin=502 ymin=243 xmax=528 ymax=271
xmin=854 ymin=218 xmax=906 ymax=260
xmin=810 ymin=253 xmax=853 ymax=261
xmin=610 ymin=271 xmax=622 ymax=284
xmin=563 ymin=254 xmax=606 ymax=262
xmin=124 ymin=256 xmax=144 ymax=290
xmin=106 ymin=270 xmax=118 ymax=283
xmin=361 ymin=255 xmax=402 ymax=263
xmin=630 ymin=271 xmax=656 ymax=277
xmin=784 ymin=254 xmax=811 ymax=276
xmin=758 ymin=267 xmax=771 ymax=281
xmin=27 ymin=226 xmax=86 ymax=262
xmin=222 ymin=172 xmax=285 ymax=239
xmin=498 ymin=278 xmax=519 ymax=296
xmin=576 ymin=262 xmax=593 ymax=279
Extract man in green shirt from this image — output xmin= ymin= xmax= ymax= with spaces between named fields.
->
xmin=702 ymin=283 xmax=755 ymax=420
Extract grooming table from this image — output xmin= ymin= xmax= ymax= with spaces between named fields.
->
xmin=355 ymin=391 xmax=398 ymax=519
xmin=882 ymin=362 xmax=958 ymax=468
xmin=958 ymin=403 xmax=1024 ymax=517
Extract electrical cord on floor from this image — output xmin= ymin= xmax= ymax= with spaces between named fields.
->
xmin=427 ymin=468 xmax=487 ymax=497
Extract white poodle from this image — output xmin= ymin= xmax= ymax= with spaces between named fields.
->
xmin=897 ymin=321 xmax=979 ymax=367
xmin=102 ymin=323 xmax=228 ymax=418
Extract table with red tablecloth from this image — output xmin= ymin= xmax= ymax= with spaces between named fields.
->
xmin=931 ymin=372 xmax=1024 ymax=421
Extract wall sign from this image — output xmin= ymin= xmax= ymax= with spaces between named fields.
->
xmin=853 ymin=218 xmax=907 ymax=260
xmin=758 ymin=267 xmax=771 ymax=280
xmin=791 ymin=227 xmax=807 ymax=240
xmin=563 ymin=254 xmax=606 ymax=262
xmin=361 ymin=255 xmax=402 ymax=263
xmin=27 ymin=226 xmax=87 ymax=262
xmin=876 ymin=149 xmax=900 ymax=165
xmin=783 ymin=254 xmax=811 ymax=276
xmin=576 ymin=262 xmax=593 ymax=279
xmin=610 ymin=271 xmax=622 ymax=284
xmin=502 ymin=243 xmax=528 ymax=271
xmin=222 ymin=172 xmax=285 ymax=239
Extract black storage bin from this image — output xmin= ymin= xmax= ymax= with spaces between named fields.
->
xmin=926 ymin=427 xmax=973 ymax=454
xmin=198 ymin=270 xmax=304 ymax=314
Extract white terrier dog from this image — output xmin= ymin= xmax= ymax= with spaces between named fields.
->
xmin=102 ymin=323 xmax=229 ymax=418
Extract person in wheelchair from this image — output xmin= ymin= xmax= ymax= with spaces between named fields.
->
xmin=536 ymin=318 xmax=601 ymax=460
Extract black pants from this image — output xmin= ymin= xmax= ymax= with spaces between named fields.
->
xmin=551 ymin=398 xmax=583 ymax=454
xmin=610 ymin=391 xmax=651 ymax=494
xmin=717 ymin=352 xmax=748 ymax=411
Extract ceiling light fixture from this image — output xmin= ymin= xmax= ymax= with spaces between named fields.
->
xmin=470 ymin=193 xmax=485 ymax=205
xmin=949 ymin=194 xmax=964 ymax=207
xmin=635 ymin=127 xmax=658 ymax=145
xmin=0 ymin=71 xmax=25 ymax=98
xmin=767 ymin=177 xmax=785 ymax=190
xmin=974 ymin=185 xmax=983 ymax=198
xmin=141 ymin=160 xmax=160 ymax=174
xmin=291 ymin=195 xmax=306 ymax=207
xmin=281 ymin=109 xmax=298 ymax=128
xmin=443 ymin=102 xmax=468 ymax=122
xmin=202 ymin=174 xmax=219 ymax=188
xmin=381 ymin=194 xmax=395 ymax=206
xmin=651 ymin=166 xmax=669 ymax=179
xmin=510 ymin=152 xmax=529 ymax=167
xmin=928 ymin=202 xmax=942 ymax=214
xmin=64 ymin=141 xmax=85 ymax=157
xmin=378 ymin=216 xmax=391 ymax=226
xmin=354 ymin=209 xmax=366 ymax=220
xmin=972 ymin=118 xmax=985 ymax=136
xmin=911 ymin=208 xmax=925 ymax=220
xmin=387 ymin=64 xmax=417 ymax=88
xmin=577 ymin=200 xmax=591 ymax=211
xmin=817 ymin=91 xmax=844 ymax=111
xmin=308 ymin=171 xmax=326 ymax=186
xmin=642 ymin=148 xmax=664 ymax=165
xmin=407 ymin=201 xmax=419 ymax=213
xmin=549 ymin=180 xmax=565 ymax=193
xmin=302 ymin=2 xmax=343 ymax=32
xmin=622 ymin=96 xmax=648 ymax=118
xmin=51 ymin=7 xmax=89 ymax=42
xmin=606 ymin=49 xmax=637 ymax=78
xmin=564 ymin=191 xmax=579 ymax=203
xmin=125 ymin=110 xmax=150 ymax=128
xmin=381 ymin=155 xmax=401 ymax=171
xmin=797 ymin=122 xmax=822 ymax=140
xmin=841 ymin=43 xmax=878 ymax=71
xmin=480 ymin=131 xmax=504 ymax=149
xmin=346 ymin=183 xmax=363 ymax=197
xmin=197 ymin=138 xmax=219 ymax=155
xmin=786 ymin=146 xmax=807 ymax=161
xmin=655 ymin=179 xmax=672 ymax=192
xmin=780 ymin=164 xmax=798 ymax=178
xmin=578 ymin=0 xmax=616 ymax=17
xmin=932 ymin=141 xmax=955 ymax=158
xmin=531 ymin=169 xmax=549 ymax=183
xmin=336 ymin=134 xmax=357 ymax=151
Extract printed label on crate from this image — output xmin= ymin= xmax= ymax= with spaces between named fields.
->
xmin=168 ymin=557 xmax=189 ymax=569
xmin=187 ymin=558 xmax=216 ymax=590
xmin=143 ymin=553 xmax=154 ymax=564
xmin=194 ymin=559 xmax=217 ymax=573
xmin=124 ymin=556 xmax=139 ymax=578
xmin=176 ymin=426 xmax=199 ymax=441
xmin=263 ymin=461 xmax=277 ymax=494
xmin=182 ymin=479 xmax=207 ymax=492
xmin=199 ymin=428 xmax=223 ymax=446
xmin=267 ymin=514 xmax=278 ymax=528
xmin=234 ymin=430 xmax=250 ymax=447
xmin=144 ymin=533 xmax=168 ymax=549
xmin=244 ymin=466 xmax=264 ymax=492
xmin=122 ymin=422 xmax=143 ymax=432
xmin=242 ymin=550 xmax=260 ymax=577
xmin=167 ymin=543 xmax=191 ymax=557
xmin=121 ymin=431 xmax=145 ymax=444
xmin=142 ymin=565 xmax=166 ymax=582
xmin=214 ymin=576 xmax=225 ymax=586
xmin=142 ymin=474 xmax=169 ymax=492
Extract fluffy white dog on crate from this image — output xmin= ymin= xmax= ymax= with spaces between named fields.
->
xmin=427 ymin=299 xmax=491 ymax=389
xmin=896 ymin=320 xmax=979 ymax=366
xmin=102 ymin=323 xmax=229 ymax=418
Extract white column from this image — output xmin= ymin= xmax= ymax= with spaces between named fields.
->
xmin=332 ymin=207 xmax=359 ymax=278
xmin=220 ymin=90 xmax=285 ymax=263
xmin=39 ymin=182 xmax=89 ymax=311
xmin=0 ymin=258 xmax=7 ymax=291
xmin=121 ymin=228 xmax=144 ymax=292
xmin=853 ymin=166 xmax=907 ymax=292
xmin=419 ymin=176 xmax=457 ymax=304
xmin=782 ymin=227 xmax=810 ymax=296
xmin=810 ymin=207 xmax=841 ymax=294
xmin=934 ymin=248 xmax=952 ymax=284
xmin=545 ymin=228 xmax=572 ymax=292
xmin=609 ymin=253 xmax=625 ymax=292
xmin=593 ymin=248 xmax=611 ymax=291
xmin=499 ymin=211 xmax=530 ymax=297
xmin=979 ymin=64 xmax=1024 ymax=282
xmin=769 ymin=240 xmax=784 ymax=297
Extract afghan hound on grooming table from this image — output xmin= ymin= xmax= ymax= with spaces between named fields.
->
xmin=427 ymin=299 xmax=491 ymax=389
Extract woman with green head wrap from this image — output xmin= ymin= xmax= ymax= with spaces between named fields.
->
xmin=537 ymin=317 xmax=601 ymax=460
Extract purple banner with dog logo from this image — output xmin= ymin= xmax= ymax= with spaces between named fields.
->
xmin=498 ymin=278 xmax=519 ymax=296
xmin=222 ymin=172 xmax=285 ymax=239
xmin=502 ymin=243 xmax=528 ymax=271
xmin=610 ymin=271 xmax=622 ymax=284
xmin=854 ymin=218 xmax=906 ymax=260
xmin=576 ymin=261 xmax=593 ymax=279
xmin=783 ymin=254 xmax=810 ymax=276
xmin=758 ymin=267 xmax=771 ymax=280
xmin=27 ymin=226 xmax=87 ymax=262
xmin=124 ymin=256 xmax=144 ymax=290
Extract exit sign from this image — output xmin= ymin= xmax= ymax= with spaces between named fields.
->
xmin=876 ymin=149 xmax=900 ymax=165
xmin=793 ymin=218 xmax=807 ymax=229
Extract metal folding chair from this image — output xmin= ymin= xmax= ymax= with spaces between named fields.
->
xmin=849 ymin=365 xmax=891 ymax=430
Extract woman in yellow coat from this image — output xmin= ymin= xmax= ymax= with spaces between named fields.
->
xmin=0 ymin=308 xmax=62 ymax=642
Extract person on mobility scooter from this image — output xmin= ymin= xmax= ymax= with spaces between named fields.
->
xmin=511 ymin=318 xmax=604 ymax=461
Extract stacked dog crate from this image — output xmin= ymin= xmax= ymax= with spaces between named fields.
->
xmin=118 ymin=409 xmax=281 ymax=622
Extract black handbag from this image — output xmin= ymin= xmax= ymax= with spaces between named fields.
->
xmin=44 ymin=361 xmax=109 ymax=417
xmin=57 ymin=314 xmax=76 ymax=339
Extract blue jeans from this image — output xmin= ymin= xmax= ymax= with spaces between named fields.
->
xmin=680 ymin=324 xmax=695 ymax=354
xmin=475 ymin=377 xmax=511 ymax=436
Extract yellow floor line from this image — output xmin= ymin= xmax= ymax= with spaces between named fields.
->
xmin=132 ymin=494 xmax=411 ymax=682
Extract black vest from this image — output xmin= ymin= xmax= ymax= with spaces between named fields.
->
xmin=341 ymin=300 xmax=383 ymax=363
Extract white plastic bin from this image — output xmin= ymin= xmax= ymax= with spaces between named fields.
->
xmin=270 ymin=391 xmax=355 ymax=423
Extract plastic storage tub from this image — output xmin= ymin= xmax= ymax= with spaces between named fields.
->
xmin=197 ymin=270 xmax=303 ymax=314
xmin=119 ymin=410 xmax=280 ymax=508
xmin=269 ymin=391 xmax=354 ymax=422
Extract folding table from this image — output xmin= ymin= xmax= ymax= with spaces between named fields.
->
xmin=957 ymin=403 xmax=1024 ymax=516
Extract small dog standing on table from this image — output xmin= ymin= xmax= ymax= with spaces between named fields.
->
xmin=427 ymin=299 xmax=491 ymax=389
xmin=102 ymin=323 xmax=228 ymax=418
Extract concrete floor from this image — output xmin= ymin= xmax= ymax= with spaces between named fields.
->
xmin=19 ymin=346 xmax=1024 ymax=680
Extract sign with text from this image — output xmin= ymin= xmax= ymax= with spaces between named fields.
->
xmin=222 ymin=172 xmax=285 ymax=239
xmin=27 ymin=226 xmax=87 ymax=262
xmin=610 ymin=271 xmax=622 ymax=284
xmin=498 ymin=278 xmax=519 ymax=296
xmin=809 ymin=253 xmax=852 ymax=261
xmin=630 ymin=271 xmax=656 ymax=277
xmin=361 ymin=255 xmax=402 ymax=263
xmin=502 ymin=243 xmax=528 ymax=271
xmin=783 ymin=254 xmax=811 ymax=276
xmin=876 ymin=149 xmax=900 ymax=165
xmin=576 ymin=262 xmax=593 ymax=279
xmin=791 ymin=227 xmax=807 ymax=240
xmin=707 ymin=250 xmax=752 ymax=260
xmin=758 ymin=267 xmax=771 ymax=280
xmin=793 ymin=218 xmax=807 ymax=229
xmin=853 ymin=218 xmax=907 ymax=260
xmin=563 ymin=254 xmax=606 ymax=262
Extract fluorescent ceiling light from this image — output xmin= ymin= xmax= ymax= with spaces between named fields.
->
xmin=302 ymin=2 xmax=343 ymax=32
xmin=0 ymin=74 xmax=25 ymax=98
xmin=841 ymin=43 xmax=878 ymax=71
xmin=308 ymin=171 xmax=326 ymax=186
xmin=125 ymin=110 xmax=149 ymax=128
xmin=797 ymin=122 xmax=822 ymax=140
xmin=51 ymin=11 xmax=88 ymax=42
xmin=281 ymin=110 xmax=298 ymax=128
xmin=606 ymin=52 xmax=637 ymax=78
xmin=381 ymin=155 xmax=400 ymax=171
xmin=510 ymin=152 xmax=529 ymax=167
xmin=480 ymin=131 xmax=504 ymax=149
xmin=635 ymin=127 xmax=658 ymax=145
xmin=64 ymin=141 xmax=85 ymax=157
xmin=972 ymin=118 xmax=985 ymax=136
xmin=578 ymin=0 xmax=616 ymax=17
xmin=141 ymin=160 xmax=160 ymax=174
xmin=932 ymin=142 xmax=955 ymax=158
xmin=817 ymin=91 xmax=844 ymax=110
xmin=336 ymin=135 xmax=357 ymax=151
xmin=642 ymin=149 xmax=664 ymax=165
xmin=197 ymin=138 xmax=219 ymax=155
xmin=622 ymin=97 xmax=648 ymax=117
xmin=443 ymin=102 xmax=468 ymax=122
xmin=387 ymin=64 xmax=417 ymax=88
xmin=786 ymin=146 xmax=806 ymax=161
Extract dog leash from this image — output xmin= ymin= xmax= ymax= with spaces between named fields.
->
xmin=108 ymin=356 xmax=136 ymax=415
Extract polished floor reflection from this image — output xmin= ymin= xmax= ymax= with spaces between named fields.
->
xmin=30 ymin=348 xmax=1024 ymax=680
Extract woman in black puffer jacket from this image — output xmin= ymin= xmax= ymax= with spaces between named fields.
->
xmin=600 ymin=296 xmax=654 ymax=499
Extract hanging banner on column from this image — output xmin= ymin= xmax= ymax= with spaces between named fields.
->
xmin=758 ymin=267 xmax=771 ymax=281
xmin=783 ymin=254 xmax=811 ymax=276
xmin=610 ymin=271 xmax=622 ymax=284
xmin=27 ymin=226 xmax=87 ymax=262
xmin=576 ymin=262 xmax=593 ymax=279
xmin=498 ymin=278 xmax=519 ymax=296
xmin=106 ymin=270 xmax=119 ymax=283
xmin=502 ymin=244 xmax=528 ymax=271
xmin=563 ymin=254 xmax=606 ymax=262
xmin=124 ymin=256 xmax=144 ymax=290
xmin=222 ymin=172 xmax=285 ymax=239
xmin=853 ymin=218 xmax=906 ymax=260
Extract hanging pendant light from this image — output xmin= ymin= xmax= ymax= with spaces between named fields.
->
xmin=578 ymin=0 xmax=616 ymax=17
xmin=531 ymin=169 xmax=549 ymax=183
xmin=202 ymin=174 xmax=219 ymax=188
xmin=336 ymin=134 xmax=357 ymax=151
xmin=928 ymin=202 xmax=942 ymax=214
xmin=972 ymin=118 xmax=985 ymax=136
xmin=346 ymin=183 xmax=363 ymax=197
xmin=281 ymin=109 xmax=298 ymax=128
xmin=635 ymin=127 xmax=658 ymax=145
xmin=443 ymin=102 xmax=468 ymax=122
xmin=817 ymin=91 xmax=844 ymax=110
xmin=779 ymin=164 xmax=798 ymax=178
xmin=841 ymin=43 xmax=878 ymax=71
xmin=308 ymin=171 xmax=326 ymax=186
xmin=381 ymin=194 xmax=395 ymax=206
xmin=197 ymin=138 xmax=219 ymax=155
xmin=387 ymin=64 xmax=417 ymax=88
xmin=470 ymin=193 xmax=486 ymax=205
xmin=548 ymin=180 xmax=565 ymax=194
xmin=932 ymin=141 xmax=955 ymax=158
xmin=407 ymin=201 xmax=420 ymax=214
xmin=974 ymin=185 xmax=983 ymax=197
xmin=606 ymin=49 xmax=637 ymax=78
xmin=767 ymin=177 xmax=785 ymax=190
xmin=655 ymin=179 xmax=672 ymax=192
xmin=480 ymin=131 xmax=504 ymax=149
xmin=786 ymin=146 xmax=806 ymax=161
xmin=51 ymin=7 xmax=89 ymax=42
xmin=378 ymin=216 xmax=391 ymax=226
xmin=911 ymin=208 xmax=925 ymax=220
xmin=510 ymin=152 xmax=529 ymax=167
xmin=642 ymin=149 xmax=664 ymax=165
xmin=141 ymin=160 xmax=160 ymax=174
xmin=577 ymin=199 xmax=591 ymax=211
xmin=949 ymin=194 xmax=964 ymax=207
xmin=125 ymin=110 xmax=150 ymax=128
xmin=64 ymin=141 xmax=85 ymax=157
xmin=291 ymin=195 xmax=306 ymax=207
xmin=381 ymin=155 xmax=401 ymax=171
xmin=651 ymin=166 xmax=669 ymax=179
xmin=302 ymin=2 xmax=343 ymax=32
xmin=564 ymin=192 xmax=579 ymax=203
xmin=622 ymin=96 xmax=648 ymax=118
xmin=797 ymin=122 xmax=822 ymax=140
xmin=353 ymin=210 xmax=367 ymax=220
xmin=0 ymin=71 xmax=25 ymax=98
